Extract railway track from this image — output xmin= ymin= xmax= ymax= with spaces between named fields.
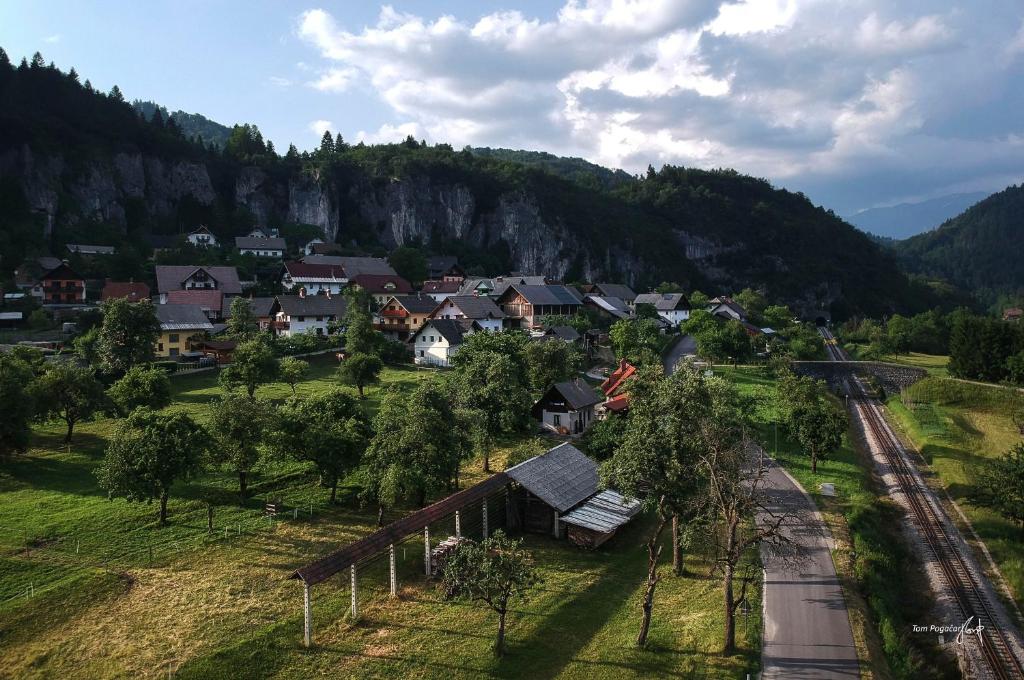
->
xmin=820 ymin=328 xmax=1024 ymax=679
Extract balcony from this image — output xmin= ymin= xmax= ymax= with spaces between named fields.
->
xmin=380 ymin=308 xmax=409 ymax=318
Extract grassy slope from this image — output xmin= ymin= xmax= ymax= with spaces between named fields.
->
xmin=0 ymin=357 xmax=760 ymax=679
xmin=884 ymin=377 xmax=1024 ymax=614
xmin=717 ymin=366 xmax=956 ymax=680
xmin=842 ymin=344 xmax=950 ymax=377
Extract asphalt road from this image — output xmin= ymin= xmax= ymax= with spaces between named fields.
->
xmin=662 ymin=334 xmax=696 ymax=374
xmin=759 ymin=457 xmax=860 ymax=679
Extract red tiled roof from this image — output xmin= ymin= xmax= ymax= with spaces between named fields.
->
xmin=603 ymin=394 xmax=630 ymax=412
xmin=101 ymin=281 xmax=150 ymax=302
xmin=422 ymin=279 xmax=462 ymax=293
xmin=601 ymin=358 xmax=636 ymax=397
xmin=351 ymin=274 xmax=413 ymax=294
xmin=283 ymin=261 xmax=347 ymax=279
xmin=166 ymin=289 xmax=224 ymax=312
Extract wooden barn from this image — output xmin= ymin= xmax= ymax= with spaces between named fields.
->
xmin=505 ymin=443 xmax=640 ymax=548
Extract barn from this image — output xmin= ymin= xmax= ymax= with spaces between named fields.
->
xmin=506 ymin=443 xmax=640 ymax=548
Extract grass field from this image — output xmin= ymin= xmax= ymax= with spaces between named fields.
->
xmin=0 ymin=356 xmax=761 ymax=679
xmin=884 ymin=376 xmax=1024 ymax=615
xmin=717 ymin=366 xmax=956 ymax=680
xmin=841 ymin=344 xmax=949 ymax=377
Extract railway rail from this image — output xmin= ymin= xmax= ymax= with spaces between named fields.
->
xmin=821 ymin=328 xmax=1024 ymax=679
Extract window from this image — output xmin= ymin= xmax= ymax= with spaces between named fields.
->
xmin=316 ymin=316 xmax=323 ymax=321
xmin=169 ymin=348 xmax=179 ymax=357
xmin=553 ymin=414 xmax=561 ymax=427
xmin=297 ymin=316 xmax=305 ymax=322
xmin=429 ymin=335 xmax=434 ymax=342
xmin=169 ymin=334 xmax=179 ymax=343
xmin=418 ymin=350 xmax=424 ymax=357
xmin=158 ymin=343 xmax=164 ymax=351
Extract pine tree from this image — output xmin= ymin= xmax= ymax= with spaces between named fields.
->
xmin=83 ymin=78 xmax=92 ymax=91
xmin=108 ymin=84 xmax=124 ymax=102
xmin=286 ymin=143 xmax=300 ymax=161
xmin=335 ymin=132 xmax=346 ymax=150
xmin=0 ymin=47 xmax=10 ymax=68
xmin=30 ymin=52 xmax=45 ymax=69
xmin=18 ymin=58 xmax=28 ymax=71
xmin=67 ymin=67 xmax=79 ymax=82
xmin=319 ymin=130 xmax=335 ymax=155
xmin=265 ymin=140 xmax=276 ymax=156
xmin=151 ymin=107 xmax=165 ymax=128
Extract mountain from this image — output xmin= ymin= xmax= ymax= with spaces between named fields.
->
xmin=133 ymin=100 xmax=233 ymax=148
xmin=847 ymin=191 xmax=988 ymax=239
xmin=0 ymin=51 xmax=942 ymax=319
xmin=897 ymin=184 xmax=1024 ymax=302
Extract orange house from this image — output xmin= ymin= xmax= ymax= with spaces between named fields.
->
xmin=37 ymin=263 xmax=86 ymax=304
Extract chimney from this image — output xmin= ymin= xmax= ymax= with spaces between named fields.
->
xmin=299 ymin=287 xmax=306 ymax=298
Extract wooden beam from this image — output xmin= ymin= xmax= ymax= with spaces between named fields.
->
xmin=350 ymin=564 xmax=358 ymax=619
xmin=424 ymin=525 xmax=431 ymax=575
xmin=389 ymin=544 xmax=397 ymax=597
xmin=482 ymin=498 xmax=489 ymax=539
xmin=455 ymin=510 xmax=461 ymax=538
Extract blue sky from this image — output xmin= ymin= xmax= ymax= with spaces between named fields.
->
xmin=3 ymin=1 xmax=1024 ymax=214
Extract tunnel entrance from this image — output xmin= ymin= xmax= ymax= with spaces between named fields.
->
xmin=814 ymin=316 xmax=828 ymax=327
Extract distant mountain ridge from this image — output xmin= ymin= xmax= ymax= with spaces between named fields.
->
xmin=897 ymin=184 xmax=1024 ymax=301
xmin=847 ymin=191 xmax=988 ymax=239
xmin=133 ymin=100 xmax=233 ymax=148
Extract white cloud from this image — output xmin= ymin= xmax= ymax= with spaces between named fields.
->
xmin=296 ymin=1 xmax=1024 ymax=211
xmin=269 ymin=76 xmax=292 ymax=88
xmin=309 ymin=66 xmax=357 ymax=92
xmin=43 ymin=34 xmax=61 ymax=44
xmin=309 ymin=119 xmax=333 ymax=136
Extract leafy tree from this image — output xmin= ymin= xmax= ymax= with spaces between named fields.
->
xmin=886 ymin=314 xmax=913 ymax=358
xmin=96 ymin=298 xmax=161 ymax=375
xmin=210 ymin=394 xmax=271 ymax=500
xmin=0 ymin=354 xmax=35 ymax=461
xmin=634 ymin=302 xmax=659 ymax=320
xmin=523 ymin=339 xmax=582 ymax=391
xmin=95 ymin=408 xmax=207 ymax=524
xmin=7 ymin=345 xmax=46 ymax=375
xmin=271 ymin=390 xmax=369 ymax=503
xmin=687 ymin=290 xmax=709 ymax=309
xmin=697 ymin=319 xmax=752 ymax=364
xmin=342 ymin=287 xmax=379 ymax=356
xmin=73 ymin=326 xmax=101 ymax=365
xmin=107 ymin=365 xmax=171 ymax=414
xmin=762 ymin=305 xmax=794 ymax=331
xmin=338 ymin=352 xmax=383 ymax=398
xmin=577 ymin=415 xmax=627 ymax=461
xmin=219 ymin=335 xmax=279 ymax=397
xmin=537 ymin=313 xmax=590 ymax=335
xmin=28 ymin=308 xmax=49 ymax=330
xmin=733 ymin=288 xmax=767 ymax=319
xmin=602 ymin=365 xmax=714 ymax=646
xmin=969 ymin=444 xmax=1024 ymax=533
xmin=388 ymin=246 xmax=428 ymax=284
xmin=791 ymin=395 xmax=847 ymax=474
xmin=608 ymin=318 xmax=662 ymax=365
xmin=654 ymin=281 xmax=683 ymax=294
xmin=782 ymin=324 xmax=826 ymax=360
xmin=440 ymin=531 xmax=539 ymax=657
xmin=364 ymin=382 xmax=471 ymax=515
xmin=226 ymin=296 xmax=258 ymax=339
xmin=31 ymin=363 xmax=106 ymax=443
xmin=278 ymin=356 xmax=309 ymax=394
xmin=1006 ymin=351 xmax=1024 ymax=385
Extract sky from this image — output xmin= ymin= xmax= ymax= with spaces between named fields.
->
xmin=2 ymin=1 xmax=1024 ymax=214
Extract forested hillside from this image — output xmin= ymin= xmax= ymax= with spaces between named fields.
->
xmin=133 ymin=100 xmax=233 ymax=148
xmin=898 ymin=184 xmax=1024 ymax=303
xmin=0 ymin=48 xmax=948 ymax=319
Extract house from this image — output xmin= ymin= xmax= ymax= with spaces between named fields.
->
xmin=165 ymin=289 xmax=225 ymax=321
xmin=457 ymin=274 xmax=548 ymax=299
xmin=496 ymin=284 xmax=583 ymax=329
xmin=375 ymin=294 xmax=439 ymax=339
xmin=709 ymin=296 xmax=748 ymax=322
xmin=531 ymin=379 xmax=601 ymax=435
xmin=187 ymin=225 xmax=218 ymax=248
xmin=506 ymin=442 xmax=640 ymax=546
xmin=36 ymin=263 xmax=87 ymax=305
xmin=224 ymin=296 xmax=277 ymax=332
xmin=426 ymin=256 xmax=465 ymax=282
xmin=101 ymin=280 xmax=150 ymax=302
xmin=155 ymin=304 xmax=214 ymax=358
xmin=350 ymin=274 xmax=413 ymax=305
xmin=155 ymin=266 xmax=243 ymax=298
xmin=598 ymin=358 xmax=636 ymax=417
xmin=584 ymin=294 xmax=632 ymax=321
xmin=247 ymin=227 xmax=279 ymax=239
xmin=542 ymin=325 xmax=582 ymax=343
xmin=309 ymin=242 xmax=344 ymax=256
xmin=235 ymin=235 xmax=286 ymax=258
xmin=13 ymin=256 xmax=63 ymax=293
xmin=634 ymin=293 xmax=691 ymax=326
xmin=580 ymin=283 xmax=637 ymax=306
xmin=1004 ymin=308 xmax=1023 ymax=322
xmin=67 ymin=244 xmax=115 ymax=256
xmin=421 ymin=279 xmax=462 ymax=302
xmin=429 ymin=295 xmax=506 ymax=332
xmin=273 ymin=291 xmax=348 ymax=337
xmin=303 ymin=238 xmax=325 ymax=256
xmin=300 ymin=255 xmax=398 ymax=278
xmin=410 ymin=318 xmax=479 ymax=367
xmin=281 ymin=261 xmax=348 ymax=296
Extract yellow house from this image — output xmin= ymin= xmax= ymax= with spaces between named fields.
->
xmin=155 ymin=304 xmax=214 ymax=358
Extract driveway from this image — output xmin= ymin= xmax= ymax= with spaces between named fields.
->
xmin=662 ymin=334 xmax=696 ymax=374
xmin=759 ymin=457 xmax=860 ymax=679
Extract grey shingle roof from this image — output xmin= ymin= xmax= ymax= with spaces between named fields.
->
xmin=427 ymin=255 xmax=459 ymax=278
xmin=584 ymin=295 xmax=631 ymax=319
xmin=155 ymin=266 xmax=242 ymax=295
xmin=429 ymin=319 xmax=470 ymax=345
xmin=634 ymin=292 xmax=691 ymax=311
xmin=394 ymin=294 xmax=440 ymax=314
xmin=594 ymin=283 xmax=636 ymax=302
xmin=156 ymin=304 xmax=215 ymax=330
xmin=446 ymin=295 xmax=506 ymax=319
xmin=506 ymin=284 xmax=583 ymax=306
xmin=544 ymin=326 xmax=581 ymax=342
xmin=224 ymin=297 xmax=276 ymax=318
xmin=506 ymin=443 xmax=599 ymax=513
xmin=559 ymin=490 xmax=641 ymax=532
xmin=277 ymin=294 xmax=348 ymax=318
xmin=235 ymin=236 xmax=286 ymax=250
xmin=551 ymin=379 xmax=602 ymax=410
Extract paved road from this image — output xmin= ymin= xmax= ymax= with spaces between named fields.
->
xmin=759 ymin=457 xmax=860 ymax=679
xmin=662 ymin=334 xmax=696 ymax=374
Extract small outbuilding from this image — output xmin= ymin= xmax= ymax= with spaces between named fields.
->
xmin=531 ymin=379 xmax=601 ymax=434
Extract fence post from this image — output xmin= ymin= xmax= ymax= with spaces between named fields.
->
xmin=424 ymin=526 xmax=431 ymax=576
xmin=553 ymin=511 xmax=560 ymax=539
xmin=303 ymin=582 xmax=312 ymax=647
xmin=482 ymin=499 xmax=489 ymax=539
xmin=389 ymin=544 xmax=398 ymax=597
xmin=350 ymin=564 xmax=359 ymax=619
xmin=455 ymin=511 xmax=461 ymax=538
